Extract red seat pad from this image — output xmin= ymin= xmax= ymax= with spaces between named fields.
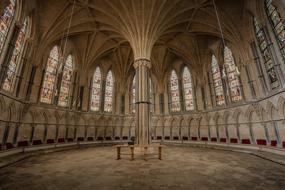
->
xmin=211 ymin=138 xmax=217 ymax=142
xmin=18 ymin=141 xmax=29 ymax=147
xmin=201 ymin=137 xmax=208 ymax=141
xmin=230 ymin=138 xmax=238 ymax=143
xmin=270 ymin=140 xmax=277 ymax=147
xmin=87 ymin=137 xmax=94 ymax=141
xmin=191 ymin=137 xmax=197 ymax=141
xmin=256 ymin=139 xmax=267 ymax=145
xmin=47 ymin=139 xmax=55 ymax=144
xmin=283 ymin=141 xmax=285 ymax=148
xmin=220 ymin=138 xmax=227 ymax=143
xmin=242 ymin=139 xmax=251 ymax=144
xmin=58 ymin=138 xmax=65 ymax=143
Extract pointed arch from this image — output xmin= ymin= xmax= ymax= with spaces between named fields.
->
xmin=0 ymin=0 xmax=15 ymax=56
xmin=265 ymin=0 xmax=285 ymax=60
xmin=58 ymin=54 xmax=74 ymax=107
xmin=253 ymin=16 xmax=279 ymax=89
xmin=2 ymin=16 xmax=30 ymax=92
xmin=90 ymin=67 xmax=102 ymax=111
xmin=104 ymin=70 xmax=114 ymax=113
xmin=170 ymin=70 xmax=181 ymax=112
xmin=224 ymin=46 xmax=242 ymax=102
xmin=182 ymin=67 xmax=194 ymax=111
xmin=40 ymin=46 xmax=60 ymax=104
xmin=211 ymin=54 xmax=225 ymax=106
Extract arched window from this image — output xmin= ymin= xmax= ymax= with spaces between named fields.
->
xmin=58 ymin=55 xmax=73 ymax=107
xmin=182 ymin=67 xmax=194 ymax=111
xmin=0 ymin=0 xmax=15 ymax=56
xmin=170 ymin=70 xmax=181 ymax=112
xmin=254 ymin=17 xmax=279 ymax=89
xmin=90 ymin=67 xmax=102 ymax=111
xmin=104 ymin=70 xmax=113 ymax=113
xmin=40 ymin=46 xmax=60 ymax=104
xmin=224 ymin=46 xmax=242 ymax=102
xmin=265 ymin=0 xmax=285 ymax=60
xmin=131 ymin=75 xmax=136 ymax=114
xmin=211 ymin=55 xmax=225 ymax=106
xmin=2 ymin=17 xmax=29 ymax=92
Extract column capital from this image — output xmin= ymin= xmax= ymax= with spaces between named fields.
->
xmin=133 ymin=58 xmax=151 ymax=69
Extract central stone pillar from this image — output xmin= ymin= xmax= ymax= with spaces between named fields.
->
xmin=134 ymin=59 xmax=151 ymax=146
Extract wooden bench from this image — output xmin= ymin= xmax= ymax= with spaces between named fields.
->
xmin=115 ymin=144 xmax=163 ymax=161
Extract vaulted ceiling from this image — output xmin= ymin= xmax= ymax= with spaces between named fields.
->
xmin=18 ymin=0 xmax=260 ymax=85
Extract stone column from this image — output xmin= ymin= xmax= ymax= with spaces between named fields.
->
xmin=134 ymin=59 xmax=151 ymax=146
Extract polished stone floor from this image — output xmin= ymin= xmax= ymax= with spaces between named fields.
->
xmin=0 ymin=146 xmax=285 ymax=190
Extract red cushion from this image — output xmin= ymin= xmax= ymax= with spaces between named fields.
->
xmin=283 ymin=141 xmax=285 ymax=148
xmin=6 ymin=143 xmax=14 ymax=149
xmin=32 ymin=140 xmax=42 ymax=145
xmin=77 ymin=137 xmax=84 ymax=141
xmin=220 ymin=138 xmax=227 ymax=143
xmin=182 ymin=136 xmax=189 ymax=140
xmin=173 ymin=136 xmax=179 ymax=140
xmin=211 ymin=138 xmax=217 ymax=142
xmin=242 ymin=139 xmax=251 ymax=144
xmin=256 ymin=139 xmax=267 ymax=145
xmin=191 ymin=137 xmax=197 ymax=141
xmin=47 ymin=139 xmax=55 ymax=144
xmin=201 ymin=137 xmax=208 ymax=141
xmin=230 ymin=138 xmax=238 ymax=143
xmin=58 ymin=138 xmax=65 ymax=143
xmin=271 ymin=140 xmax=277 ymax=147
xmin=164 ymin=136 xmax=170 ymax=140
xmin=18 ymin=141 xmax=29 ymax=147
xmin=67 ymin=138 xmax=74 ymax=142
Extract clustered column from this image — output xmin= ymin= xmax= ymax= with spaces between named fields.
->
xmin=134 ymin=59 xmax=151 ymax=146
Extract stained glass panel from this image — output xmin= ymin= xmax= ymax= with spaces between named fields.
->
xmin=254 ymin=17 xmax=279 ymax=89
xmin=2 ymin=17 xmax=28 ymax=92
xmin=224 ymin=47 xmax=242 ymax=102
xmin=90 ymin=67 xmax=101 ymax=111
xmin=170 ymin=70 xmax=181 ymax=112
xmin=58 ymin=55 xmax=73 ymax=107
xmin=0 ymin=0 xmax=15 ymax=56
xmin=182 ymin=67 xmax=194 ymax=111
xmin=40 ymin=46 xmax=60 ymax=104
xmin=104 ymin=70 xmax=113 ymax=112
xmin=131 ymin=75 xmax=136 ymax=114
xmin=211 ymin=55 xmax=225 ymax=106
xmin=265 ymin=0 xmax=285 ymax=60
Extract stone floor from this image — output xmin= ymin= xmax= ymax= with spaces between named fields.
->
xmin=0 ymin=146 xmax=285 ymax=190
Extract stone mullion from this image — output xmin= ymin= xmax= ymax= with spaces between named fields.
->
xmin=244 ymin=64 xmax=256 ymax=99
xmin=101 ymin=80 xmax=106 ymax=113
xmin=250 ymin=42 xmax=268 ymax=94
xmin=264 ymin=27 xmax=285 ymax=87
xmin=0 ymin=25 xmax=21 ymax=88
xmin=221 ymin=66 xmax=230 ymax=105
xmin=70 ymin=72 xmax=77 ymax=110
xmin=178 ymin=78 xmax=185 ymax=112
xmin=208 ymin=71 xmax=216 ymax=108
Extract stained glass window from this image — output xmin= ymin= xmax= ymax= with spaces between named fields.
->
xmin=90 ymin=67 xmax=101 ymax=111
xmin=224 ymin=47 xmax=242 ymax=102
xmin=254 ymin=17 xmax=279 ymax=89
xmin=2 ymin=17 xmax=29 ymax=92
xmin=131 ymin=75 xmax=136 ymax=114
xmin=170 ymin=70 xmax=181 ymax=112
xmin=104 ymin=70 xmax=113 ymax=112
xmin=182 ymin=67 xmax=194 ymax=111
xmin=58 ymin=55 xmax=73 ymax=107
xmin=265 ymin=0 xmax=285 ymax=60
xmin=0 ymin=0 xmax=15 ymax=56
xmin=40 ymin=46 xmax=60 ymax=104
xmin=211 ymin=55 xmax=225 ymax=106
